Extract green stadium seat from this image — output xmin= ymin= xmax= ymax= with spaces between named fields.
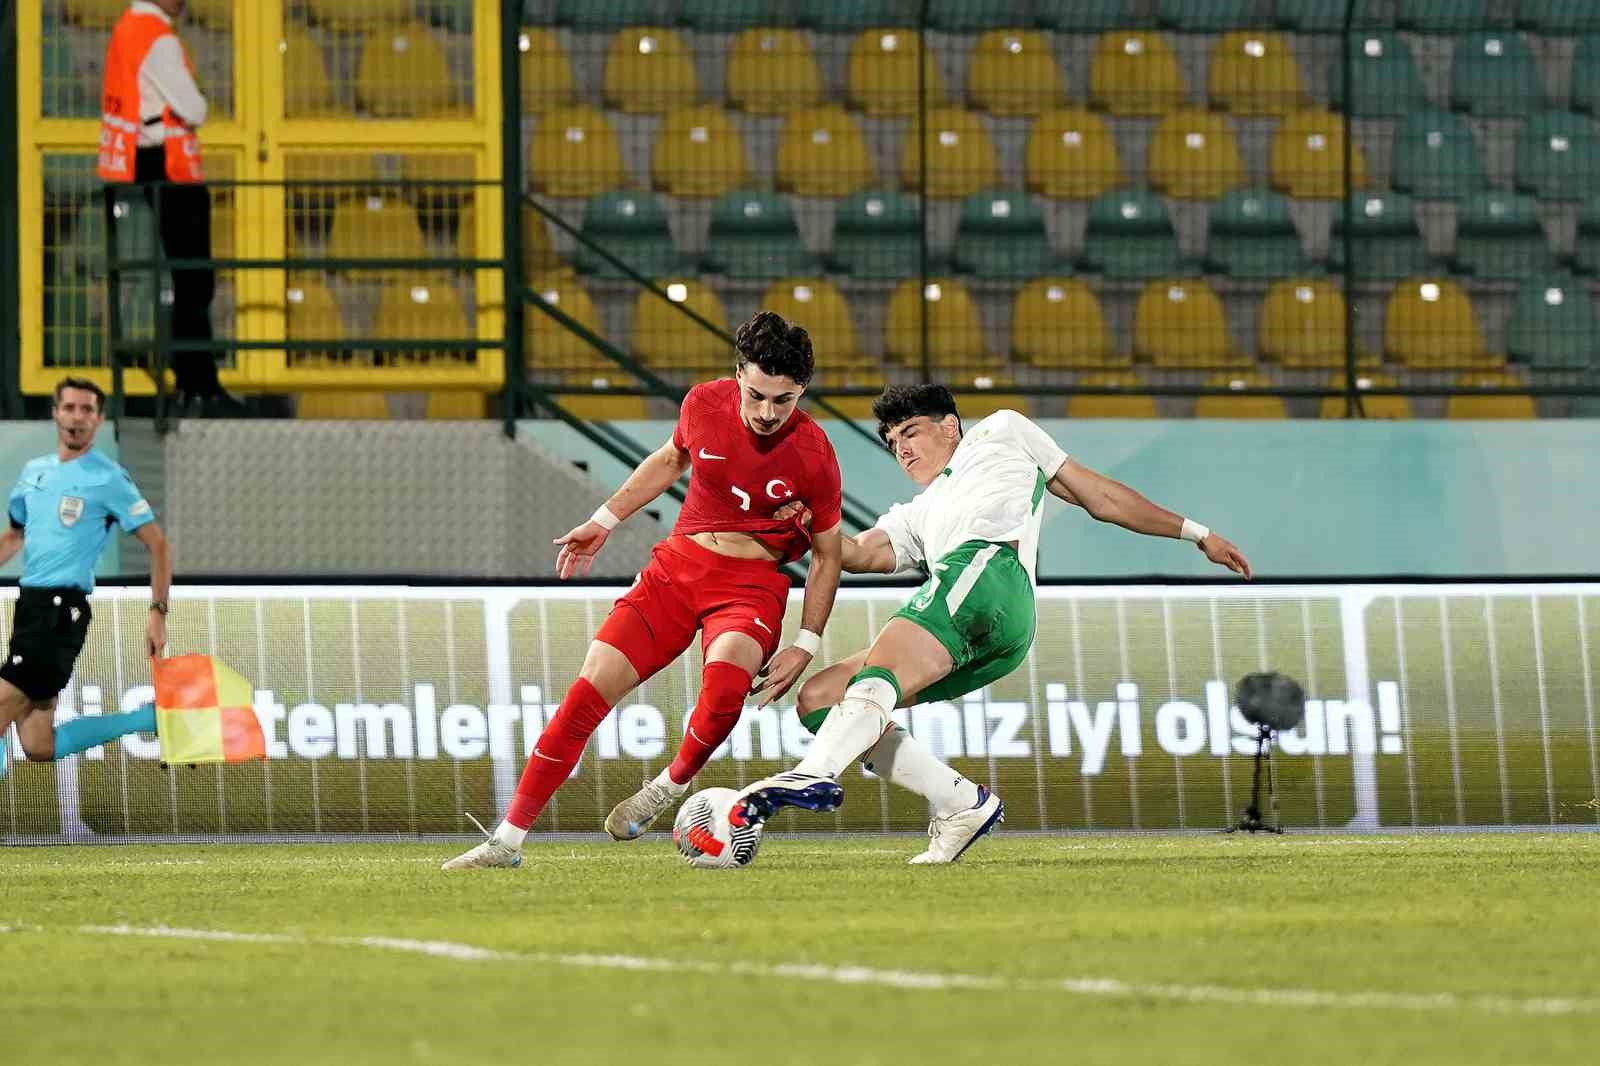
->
xmin=1508 ymin=275 xmax=1599 ymax=369
xmin=1157 ymin=0 xmax=1256 ymax=32
xmin=1392 ymin=111 xmax=1487 ymax=200
xmin=553 ymin=0 xmax=656 ymax=29
xmin=677 ymin=0 xmax=786 ymax=31
xmin=1277 ymin=0 xmax=1390 ymax=31
xmin=925 ymin=0 xmax=1019 ymax=33
xmin=951 ymin=190 xmax=1064 ymax=280
xmin=42 ymin=31 xmax=91 ymax=117
xmin=828 ymin=189 xmax=926 ymax=279
xmin=1396 ymin=0 xmax=1504 ymax=32
xmin=1079 ymin=188 xmax=1188 ymax=279
xmin=572 ymin=192 xmax=686 ymax=280
xmin=1206 ymin=187 xmax=1315 ymax=279
xmin=1330 ymin=191 xmax=1435 ymax=280
xmin=1036 ymin=1 xmax=1135 ymax=32
xmin=1452 ymin=191 xmax=1559 ymax=280
xmin=75 ymin=196 xmax=160 ymax=277
xmin=1327 ymin=32 xmax=1427 ymax=118
xmin=792 ymin=0 xmax=910 ymax=32
xmin=1572 ymin=370 xmax=1600 ymax=416
xmin=1514 ymin=111 xmax=1600 ymax=200
xmin=703 ymin=191 xmax=816 ymax=278
xmin=1519 ymin=2 xmax=1600 ymax=34
xmin=1449 ymin=32 xmax=1546 ymax=118
xmin=1572 ymin=37 xmax=1600 ymax=115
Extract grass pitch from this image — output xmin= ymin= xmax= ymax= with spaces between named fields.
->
xmin=3 ymin=833 xmax=1597 ymax=1066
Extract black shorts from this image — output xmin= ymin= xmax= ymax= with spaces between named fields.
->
xmin=1 ymin=587 xmax=92 ymax=703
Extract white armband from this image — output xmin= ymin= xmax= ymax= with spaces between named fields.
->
xmin=590 ymin=504 xmax=621 ymax=530
xmin=1180 ymin=518 xmax=1210 ymax=544
xmin=793 ymin=629 xmax=821 ymax=656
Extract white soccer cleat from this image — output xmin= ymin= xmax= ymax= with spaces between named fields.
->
xmin=441 ymin=814 xmax=523 ymax=870
xmin=909 ymin=786 xmax=1004 ymax=865
xmin=731 ymin=769 xmax=844 ymax=827
xmin=605 ymin=776 xmax=688 ymax=840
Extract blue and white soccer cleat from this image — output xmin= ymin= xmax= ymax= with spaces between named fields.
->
xmin=730 ymin=770 xmax=844 ymax=828
xmin=440 ymin=813 xmax=523 ymax=871
xmin=0 ymin=735 xmax=7 ymax=782
xmin=908 ymin=786 xmax=1004 ymax=865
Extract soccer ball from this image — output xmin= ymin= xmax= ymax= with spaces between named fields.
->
xmin=672 ymin=787 xmax=763 ymax=869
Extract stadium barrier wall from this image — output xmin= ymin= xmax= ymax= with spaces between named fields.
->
xmin=5 ymin=582 xmax=1598 ymax=843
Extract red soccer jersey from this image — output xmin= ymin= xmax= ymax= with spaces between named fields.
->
xmin=670 ymin=379 xmax=843 ymax=563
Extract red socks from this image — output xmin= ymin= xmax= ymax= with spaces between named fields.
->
xmin=667 ymin=661 xmax=753 ymax=785
xmin=506 ymin=676 xmax=612 ymax=830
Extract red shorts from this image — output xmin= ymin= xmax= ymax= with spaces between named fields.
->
xmin=596 ymin=535 xmax=792 ymax=682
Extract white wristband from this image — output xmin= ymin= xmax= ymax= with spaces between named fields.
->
xmin=590 ymin=504 xmax=620 ymax=531
xmin=793 ymin=629 xmax=821 ymax=656
xmin=1180 ymin=518 xmax=1210 ymax=544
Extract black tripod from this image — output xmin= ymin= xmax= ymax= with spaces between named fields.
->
xmin=1224 ymin=724 xmax=1285 ymax=834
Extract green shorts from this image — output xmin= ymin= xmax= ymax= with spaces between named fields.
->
xmin=894 ymin=539 xmax=1035 ymax=705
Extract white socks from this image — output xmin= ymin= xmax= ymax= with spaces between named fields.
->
xmin=652 ymin=765 xmax=688 ymax=794
xmin=495 ymin=819 xmax=528 ymax=848
xmin=862 ymin=726 xmax=981 ymax=817
xmin=796 ymin=675 xmax=898 ymax=778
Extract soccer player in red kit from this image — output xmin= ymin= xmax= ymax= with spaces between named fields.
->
xmin=443 ymin=311 xmax=844 ymax=869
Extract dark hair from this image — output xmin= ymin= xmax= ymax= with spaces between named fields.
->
xmin=734 ymin=310 xmax=814 ymax=387
xmin=872 ymin=384 xmax=960 ymax=445
xmin=54 ymin=376 xmax=106 ymax=413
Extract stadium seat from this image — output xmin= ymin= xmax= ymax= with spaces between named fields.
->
xmin=1519 ymin=2 xmax=1600 ymax=34
xmin=1445 ymin=372 xmax=1537 ymax=419
xmin=1331 ymin=191 xmax=1434 ymax=280
xmin=284 ymin=275 xmax=345 ymax=356
xmin=1193 ymin=372 xmax=1289 ymax=419
xmin=885 ymin=279 xmax=986 ymax=366
xmin=678 ymin=0 xmax=783 ymax=31
xmin=1396 ymin=0 xmax=1501 ymax=32
xmin=1575 ymin=196 xmax=1600 ymax=273
xmin=1134 ymin=280 xmax=1247 ymax=369
xmin=792 ymin=1 xmax=906 ymax=33
xmin=76 ymin=196 xmax=159 ymax=275
xmin=726 ymin=30 xmax=825 ymax=115
xmin=1010 ymin=279 xmax=1128 ymax=369
xmin=900 ymin=107 xmax=1000 ymax=200
xmin=529 ymin=106 xmax=624 ymax=198
xmin=604 ymin=28 xmax=698 ymax=114
xmin=1514 ymin=111 xmax=1600 ymax=200
xmin=1080 ymin=188 xmax=1186 ymax=279
xmin=296 ymin=392 xmax=389 ymax=420
xmin=1270 ymin=109 xmax=1368 ymax=200
xmin=527 ymin=272 xmax=606 ymax=370
xmin=1507 ymin=275 xmax=1599 ymax=369
xmin=1148 ymin=110 xmax=1246 ymax=200
xmin=1449 ymin=32 xmax=1546 ymax=118
xmin=1384 ymin=278 xmax=1498 ymax=368
xmin=519 ymin=28 xmax=577 ymax=114
xmin=632 ymin=280 xmax=731 ymax=368
xmin=328 ymin=197 xmax=428 ymax=279
xmin=652 ymin=105 xmax=750 ymax=198
xmin=552 ymin=0 xmax=656 ymax=30
xmin=555 ymin=370 xmax=650 ymax=421
xmin=572 ymin=191 xmax=686 ymax=280
xmin=828 ymin=189 xmax=925 ymax=278
xmin=1392 ymin=111 xmax=1487 ymax=200
xmin=953 ymin=371 xmax=1034 ymax=421
xmin=307 ymin=0 xmax=412 ymax=28
xmin=1574 ymin=37 xmax=1600 ymax=116
xmin=1158 ymin=0 xmax=1254 ymax=31
xmin=1259 ymin=279 xmax=1349 ymax=368
xmin=776 ymin=106 xmax=877 ymax=197
xmin=966 ymin=30 xmax=1066 ymax=117
xmin=1207 ymin=32 xmax=1306 ymax=117
xmin=1025 ymin=108 xmax=1123 ymax=201
xmin=1090 ymin=31 xmax=1186 ymax=116
xmin=425 ymin=391 xmax=488 ymax=420
xmin=283 ymin=26 xmax=340 ymax=116
xmin=1278 ymin=0 xmax=1391 ymax=31
xmin=1452 ymin=191 xmax=1559 ymax=280
xmin=848 ymin=29 xmax=947 ymax=117
xmin=761 ymin=278 xmax=863 ymax=362
xmin=925 ymin=0 xmax=1016 ymax=33
xmin=64 ymin=0 xmax=127 ymax=27
xmin=456 ymin=204 xmax=562 ymax=275
xmin=803 ymin=360 xmax=883 ymax=421
xmin=1318 ymin=373 xmax=1414 ymax=419
xmin=1206 ymin=188 xmax=1316 ymax=279
xmin=704 ymin=191 xmax=815 ymax=277
xmin=372 ymin=279 xmax=472 ymax=361
xmin=1037 ymin=3 xmax=1137 ymax=32
xmin=1327 ymin=32 xmax=1427 ymax=118
xmin=355 ymin=22 xmax=462 ymax=117
xmin=1068 ymin=372 xmax=1159 ymax=418
xmin=952 ymin=190 xmax=1062 ymax=279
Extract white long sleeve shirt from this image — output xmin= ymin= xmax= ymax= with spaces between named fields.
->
xmin=128 ymin=1 xmax=208 ymax=146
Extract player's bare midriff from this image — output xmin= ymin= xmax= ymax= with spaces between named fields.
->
xmin=687 ymin=530 xmax=783 ymax=562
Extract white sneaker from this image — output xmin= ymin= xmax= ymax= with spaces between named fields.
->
xmin=440 ymin=815 xmax=523 ymax=870
xmin=731 ymin=769 xmax=844 ymax=828
xmin=909 ymin=786 xmax=1004 ymax=865
xmin=605 ymin=775 xmax=688 ymax=840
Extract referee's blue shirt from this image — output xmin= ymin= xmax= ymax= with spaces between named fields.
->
xmin=7 ymin=450 xmax=154 ymax=592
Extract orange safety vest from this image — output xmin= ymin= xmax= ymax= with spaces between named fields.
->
xmin=97 ymin=8 xmax=205 ymax=184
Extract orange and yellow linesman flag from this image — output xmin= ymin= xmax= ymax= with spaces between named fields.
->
xmin=153 ymin=654 xmax=267 ymax=765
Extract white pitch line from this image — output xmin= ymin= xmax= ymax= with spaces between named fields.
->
xmin=82 ymin=924 xmax=1599 ymax=1018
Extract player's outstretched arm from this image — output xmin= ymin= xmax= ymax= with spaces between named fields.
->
xmin=133 ymin=523 xmax=172 ymax=657
xmin=554 ymin=437 xmax=690 ymax=579
xmin=1049 ymin=459 xmax=1253 ymax=579
xmin=771 ymin=502 xmax=898 ymax=575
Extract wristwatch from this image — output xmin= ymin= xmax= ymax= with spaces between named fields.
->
xmin=150 ymin=601 xmax=169 ymax=615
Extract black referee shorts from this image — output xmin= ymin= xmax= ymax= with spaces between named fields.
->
xmin=0 ymin=587 xmax=92 ymax=702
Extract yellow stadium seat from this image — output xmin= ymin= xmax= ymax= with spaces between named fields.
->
xmin=328 ymin=196 xmax=428 ymax=278
xmin=900 ymin=107 xmax=999 ymax=200
xmin=456 ymin=204 xmax=561 ymax=275
xmin=520 ymin=28 xmax=577 ymax=114
xmin=1446 ymin=372 xmax=1537 ymax=419
xmin=529 ymin=105 xmax=625 ymax=198
xmin=1207 ymin=31 xmax=1306 ymax=116
xmin=1384 ymin=279 xmax=1500 ymax=369
xmin=805 ymin=359 xmax=884 ymax=421
xmin=1270 ymin=109 xmax=1368 ymax=200
xmin=1148 ymin=109 xmax=1245 ymax=200
xmin=652 ymin=106 xmax=750 ymax=198
xmin=885 ymin=279 xmax=986 ymax=365
xmin=1025 ymin=108 xmax=1123 ymax=200
xmin=1259 ymin=279 xmax=1348 ymax=369
xmin=1090 ymin=31 xmax=1185 ymax=116
xmin=1194 ymin=372 xmax=1288 ymax=419
xmin=967 ymin=30 xmax=1065 ymax=117
xmin=527 ymin=272 xmax=607 ymax=371
xmin=285 ymin=154 xmax=381 ymax=202
xmin=403 ymin=153 xmax=475 ymax=208
xmin=307 ymin=0 xmax=411 ymax=28
xmin=632 ymin=280 xmax=731 ymax=368
xmin=848 ymin=29 xmax=948 ymax=117
xmin=355 ymin=22 xmax=462 ymax=117
xmin=283 ymin=26 xmax=340 ymax=116
xmin=284 ymin=275 xmax=345 ymax=362
xmin=603 ymin=27 xmax=698 ymax=114
xmin=1319 ymin=373 xmax=1413 ymax=419
xmin=1011 ymin=279 xmax=1129 ymax=369
xmin=776 ymin=106 xmax=877 ymax=197
xmin=65 ymin=0 xmax=129 ymax=28
xmin=297 ymin=392 xmax=390 ymax=419
xmin=556 ymin=370 xmax=651 ymax=421
xmin=761 ymin=279 xmax=862 ymax=361
xmin=1069 ymin=371 xmax=1159 ymax=418
xmin=1134 ymin=279 xmax=1248 ymax=368
xmin=425 ymin=391 xmax=488 ymax=419
xmin=372 ymin=279 xmax=473 ymax=361
xmin=728 ymin=29 xmax=825 ymax=115
xmin=954 ymin=370 xmax=1033 ymax=421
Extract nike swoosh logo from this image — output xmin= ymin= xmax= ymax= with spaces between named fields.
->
xmin=532 ymin=747 xmax=562 ymax=763
xmin=698 ymin=449 xmax=727 ymax=460
xmin=753 ymin=618 xmax=772 ymax=634
xmin=688 ymin=727 xmax=713 ymax=745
